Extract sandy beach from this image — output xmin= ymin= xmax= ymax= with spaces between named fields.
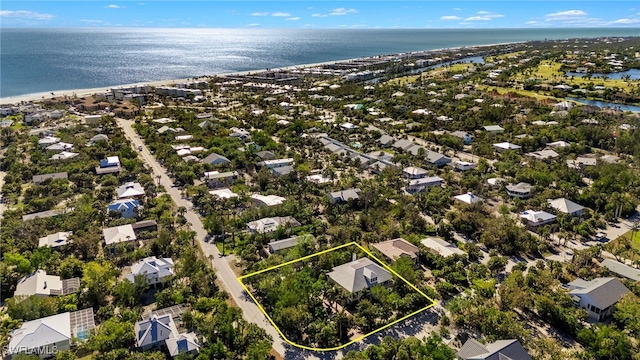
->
xmin=0 ymin=41 xmax=518 ymax=106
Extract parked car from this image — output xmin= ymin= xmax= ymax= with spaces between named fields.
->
xmin=595 ymin=232 xmax=608 ymax=242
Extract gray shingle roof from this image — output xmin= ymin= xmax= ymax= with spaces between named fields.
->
xmin=327 ymin=257 xmax=392 ymax=293
xmin=600 ymin=259 xmax=640 ymax=281
xmin=569 ymin=277 xmax=630 ymax=310
xmin=457 ymin=338 xmax=531 ymax=360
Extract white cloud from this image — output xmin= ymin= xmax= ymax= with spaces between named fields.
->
xmin=545 ymin=10 xmax=587 ymax=20
xmin=105 ymin=4 xmax=125 ymax=9
xmin=464 ymin=11 xmax=503 ymax=21
xmin=80 ymin=19 xmax=103 ymax=23
xmin=0 ymin=10 xmax=54 ymax=19
xmin=453 ymin=7 xmax=462 ymax=11
xmin=525 ymin=20 xmax=539 ymax=24
xmin=251 ymin=12 xmax=269 ymax=16
xmin=440 ymin=15 xmax=461 ymax=21
xmin=609 ymin=18 xmax=640 ymax=24
xmin=271 ymin=12 xmax=291 ymax=17
xmin=246 ymin=23 xmax=260 ymax=27
xmin=330 ymin=8 xmax=357 ymax=16
xmin=286 ymin=17 xmax=301 ymax=21
xmin=311 ymin=13 xmax=327 ymax=18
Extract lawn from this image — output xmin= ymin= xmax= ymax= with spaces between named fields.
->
xmin=485 ymin=51 xmax=526 ymax=63
xmin=478 ymin=85 xmax=558 ymax=101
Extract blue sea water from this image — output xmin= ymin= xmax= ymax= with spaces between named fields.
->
xmin=1 ymin=27 xmax=639 ymax=98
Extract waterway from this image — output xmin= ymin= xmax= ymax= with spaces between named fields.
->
xmin=567 ymin=97 xmax=640 ymax=112
xmin=565 ymin=68 xmax=640 ymax=80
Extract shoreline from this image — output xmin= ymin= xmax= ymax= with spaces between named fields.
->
xmin=0 ymin=41 xmax=520 ymax=105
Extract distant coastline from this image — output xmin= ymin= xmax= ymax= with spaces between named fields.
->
xmin=0 ymin=42 xmax=512 ymax=105
xmin=2 ymin=27 xmax=638 ymax=100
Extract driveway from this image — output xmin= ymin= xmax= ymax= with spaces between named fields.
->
xmin=115 ymin=119 xmax=286 ymax=356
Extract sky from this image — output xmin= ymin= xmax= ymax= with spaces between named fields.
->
xmin=1 ymin=1 xmax=639 ymax=29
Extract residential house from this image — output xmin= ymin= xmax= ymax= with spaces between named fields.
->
xmin=255 ymin=150 xmax=277 ymax=160
xmin=126 ymin=256 xmax=174 ymax=286
xmin=107 ymin=199 xmax=141 ymax=219
xmin=201 ymin=152 xmax=230 ymax=166
xmin=96 ymin=156 xmax=121 ymax=175
xmin=526 ymin=149 xmax=559 ymax=160
xmin=406 ymin=176 xmax=443 ymax=194
xmin=209 ymin=188 xmax=239 ymax=199
xmin=271 ymin=165 xmax=294 ymax=176
xmin=483 ymin=125 xmax=504 ymax=134
xmin=38 ymin=136 xmax=61 ymax=148
xmin=258 ymin=158 xmax=294 ymax=169
xmin=457 ymin=338 xmax=531 ymax=360
xmin=546 ymin=140 xmax=570 ymax=148
xmin=403 ymin=166 xmax=428 ymax=179
xmin=306 ymin=173 xmax=332 ymax=184
xmin=7 ymin=309 xmax=95 ymax=358
xmin=166 ymin=333 xmax=200 ymax=358
xmin=367 ymin=151 xmax=394 ymax=163
xmin=203 ymin=171 xmax=239 ymax=188
xmin=51 ymin=151 xmax=79 ymax=161
xmin=505 ymin=182 xmax=533 ymax=198
xmin=454 ymin=192 xmax=483 ymax=205
xmin=103 ymin=224 xmax=137 ymax=246
xmin=135 ymin=314 xmax=179 ymax=350
xmin=46 ymin=142 xmax=74 ymax=151
xmin=568 ymin=277 xmax=630 ymax=321
xmin=33 ymin=172 xmax=68 ymax=185
xmin=246 ymin=216 xmax=301 ymax=234
xmin=266 ymin=234 xmax=314 ymax=254
xmin=520 ymin=210 xmax=557 ymax=228
xmin=14 ymin=270 xmax=80 ymax=299
xmin=493 ymin=142 xmax=522 ymax=152
xmin=453 ymin=161 xmax=476 ymax=171
xmin=548 ymin=198 xmax=586 ymax=217
xmin=327 ymin=257 xmax=393 ymax=294
xmin=600 ymin=259 xmax=640 ymax=282
xmin=251 ymin=194 xmax=286 ymax=206
xmin=328 ymin=188 xmax=361 ymax=203
xmin=425 ymin=150 xmax=452 ymax=166
xmin=89 ymin=134 xmax=109 ymax=143
xmin=392 ymin=139 xmax=415 ymax=151
xmin=229 ymin=127 xmax=251 ymax=140
xmin=421 ymin=237 xmax=466 ymax=258
xmin=116 ymin=182 xmax=145 ymax=199
xmin=377 ymin=135 xmax=396 ymax=147
xmin=451 ymin=131 xmax=473 ymax=144
xmin=84 ymin=114 xmax=102 ymax=125
xmin=372 ymin=238 xmax=419 ymax=262
xmin=39 ymin=231 xmax=72 ymax=248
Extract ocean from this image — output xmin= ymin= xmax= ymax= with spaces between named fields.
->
xmin=1 ymin=27 xmax=639 ymax=98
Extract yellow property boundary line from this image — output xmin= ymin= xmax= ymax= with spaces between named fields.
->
xmin=237 ymin=241 xmax=437 ymax=352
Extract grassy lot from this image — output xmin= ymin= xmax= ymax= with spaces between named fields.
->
xmin=514 ymin=60 xmax=634 ymax=91
xmin=478 ymin=85 xmax=559 ymax=101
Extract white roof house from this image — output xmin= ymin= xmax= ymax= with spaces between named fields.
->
xmin=126 ymin=256 xmax=174 ymax=285
xmin=246 ymin=216 xmax=300 ymax=234
xmin=116 ymin=182 xmax=145 ymax=198
xmin=493 ymin=142 xmax=522 ymax=151
xmin=454 ymin=192 xmax=483 ymax=205
xmin=166 ymin=333 xmax=200 ymax=357
xmin=7 ymin=309 xmax=95 ymax=357
xmin=135 ymin=314 xmax=179 ymax=350
xmin=101 ymin=156 xmax=120 ymax=168
xmin=402 ymin=166 xmax=428 ymax=179
xmin=568 ymin=277 xmax=630 ymax=321
xmin=420 ymin=237 xmax=466 ymax=257
xmin=51 ymin=151 xmax=79 ymax=160
xmin=14 ymin=270 xmax=63 ymax=298
xmin=520 ymin=210 xmax=556 ymax=227
xmin=209 ymin=188 xmax=239 ymax=199
xmin=251 ymin=194 xmax=286 ymax=206
xmin=8 ymin=312 xmax=71 ymax=356
xmin=103 ymin=224 xmax=136 ymax=245
xmin=39 ymin=231 xmax=72 ymax=248
xmin=38 ymin=136 xmax=61 ymax=147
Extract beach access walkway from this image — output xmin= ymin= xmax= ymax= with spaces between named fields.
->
xmin=115 ymin=118 xmax=286 ymax=357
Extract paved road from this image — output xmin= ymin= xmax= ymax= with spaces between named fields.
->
xmin=116 ymin=119 xmax=286 ymax=356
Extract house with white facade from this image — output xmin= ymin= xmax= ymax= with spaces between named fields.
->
xmin=39 ymin=231 xmax=72 ymax=248
xmin=568 ymin=277 xmax=629 ymax=321
xmin=126 ymin=256 xmax=174 ymax=286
